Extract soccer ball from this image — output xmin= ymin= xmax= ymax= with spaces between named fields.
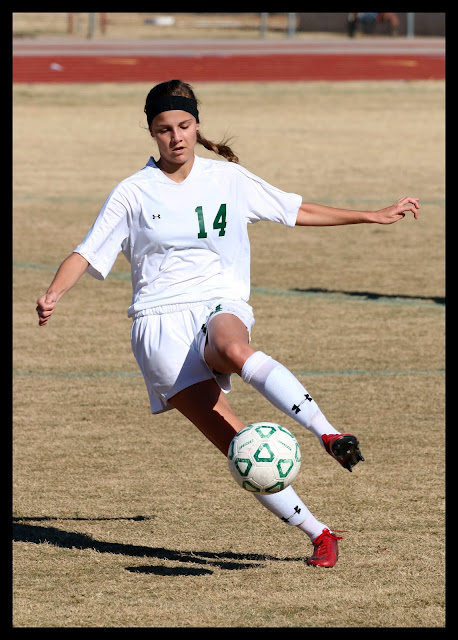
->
xmin=227 ymin=422 xmax=301 ymax=494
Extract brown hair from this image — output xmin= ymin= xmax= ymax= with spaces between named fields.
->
xmin=144 ymin=79 xmax=239 ymax=164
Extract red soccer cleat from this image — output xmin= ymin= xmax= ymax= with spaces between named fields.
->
xmin=322 ymin=433 xmax=364 ymax=472
xmin=306 ymin=528 xmax=343 ymax=568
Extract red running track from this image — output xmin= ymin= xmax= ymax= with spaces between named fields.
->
xmin=13 ymin=37 xmax=445 ymax=82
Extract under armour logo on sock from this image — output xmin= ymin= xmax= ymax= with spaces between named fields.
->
xmin=291 ymin=394 xmax=313 ymax=414
xmin=281 ymin=505 xmax=302 ymax=523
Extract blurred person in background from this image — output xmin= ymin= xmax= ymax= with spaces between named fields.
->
xmin=348 ymin=12 xmax=399 ymax=37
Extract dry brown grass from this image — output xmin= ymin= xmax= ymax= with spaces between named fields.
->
xmin=13 ymin=80 xmax=445 ymax=627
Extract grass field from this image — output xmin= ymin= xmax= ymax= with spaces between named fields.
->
xmin=13 ymin=80 xmax=445 ymax=627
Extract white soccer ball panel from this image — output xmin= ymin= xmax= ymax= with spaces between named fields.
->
xmin=227 ymin=422 xmax=301 ymax=494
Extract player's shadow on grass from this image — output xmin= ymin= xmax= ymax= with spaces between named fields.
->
xmin=13 ymin=519 xmax=302 ymax=576
xmin=292 ymin=287 xmax=445 ymax=305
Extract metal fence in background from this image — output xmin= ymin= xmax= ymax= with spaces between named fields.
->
xmin=12 ymin=12 xmax=445 ymax=40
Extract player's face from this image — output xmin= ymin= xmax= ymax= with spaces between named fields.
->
xmin=151 ymin=110 xmax=199 ymax=168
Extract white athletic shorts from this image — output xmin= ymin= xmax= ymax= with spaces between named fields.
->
xmin=130 ymin=299 xmax=255 ymax=414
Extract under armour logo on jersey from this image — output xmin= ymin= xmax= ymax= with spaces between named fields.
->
xmin=152 ymin=214 xmax=161 ymax=220
xmin=292 ymin=394 xmax=313 ymax=414
xmin=281 ymin=505 xmax=302 ymax=523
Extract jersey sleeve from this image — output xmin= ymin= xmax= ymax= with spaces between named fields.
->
xmin=232 ymin=165 xmax=302 ymax=227
xmin=74 ymin=185 xmax=131 ymax=281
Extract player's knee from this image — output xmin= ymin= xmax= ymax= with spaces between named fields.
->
xmin=209 ymin=339 xmax=253 ymax=374
xmin=223 ymin=340 xmax=251 ymax=368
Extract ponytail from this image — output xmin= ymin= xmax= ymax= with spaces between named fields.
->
xmin=196 ymin=131 xmax=239 ymax=164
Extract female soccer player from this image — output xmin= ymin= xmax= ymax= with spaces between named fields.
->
xmin=36 ymin=79 xmax=419 ymax=568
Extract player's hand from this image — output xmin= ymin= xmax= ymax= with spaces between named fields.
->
xmin=36 ymin=291 xmax=58 ymax=326
xmin=374 ymin=196 xmax=420 ymax=224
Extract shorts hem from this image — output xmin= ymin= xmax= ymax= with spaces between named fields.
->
xmin=149 ymin=371 xmax=231 ymax=414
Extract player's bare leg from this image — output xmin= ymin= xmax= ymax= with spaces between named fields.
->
xmin=169 ymin=378 xmax=341 ymax=566
xmin=204 ymin=313 xmax=254 ymax=376
xmin=169 ymin=378 xmax=244 ymax=455
xmin=204 ymin=313 xmax=364 ymax=472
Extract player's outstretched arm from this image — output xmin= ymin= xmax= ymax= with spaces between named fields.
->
xmin=296 ymin=196 xmax=419 ymax=226
xmin=36 ymin=252 xmax=89 ymax=326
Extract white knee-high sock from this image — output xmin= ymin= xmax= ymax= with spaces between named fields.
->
xmin=241 ymin=351 xmax=339 ymax=445
xmin=254 ymin=486 xmax=327 ymax=542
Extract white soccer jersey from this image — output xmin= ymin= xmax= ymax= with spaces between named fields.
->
xmin=74 ymin=155 xmax=302 ymax=318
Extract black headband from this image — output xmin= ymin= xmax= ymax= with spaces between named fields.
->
xmin=145 ymin=95 xmax=199 ymax=126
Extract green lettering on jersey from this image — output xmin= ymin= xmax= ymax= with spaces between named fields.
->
xmin=213 ymin=204 xmax=227 ymax=236
xmin=195 ymin=206 xmax=207 ymax=239
xmin=195 ymin=204 xmax=227 ymax=239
